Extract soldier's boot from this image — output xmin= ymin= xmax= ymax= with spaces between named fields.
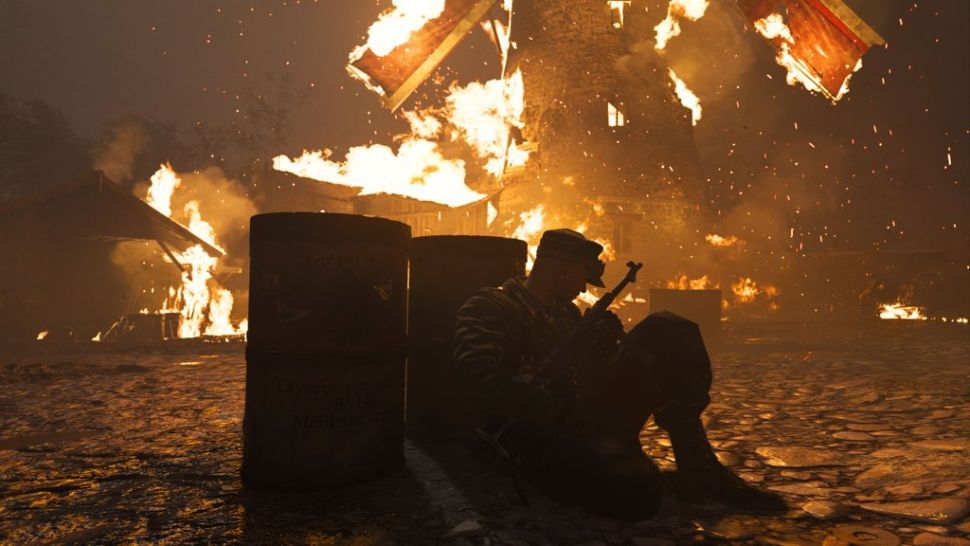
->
xmin=665 ymin=418 xmax=787 ymax=513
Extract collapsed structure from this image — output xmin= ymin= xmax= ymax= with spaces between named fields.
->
xmin=0 ymin=172 xmax=221 ymax=343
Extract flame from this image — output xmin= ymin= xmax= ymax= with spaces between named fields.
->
xmin=575 ymin=289 xmax=599 ymax=307
xmin=350 ymin=0 xmax=446 ymax=60
xmin=511 ymin=205 xmax=546 ymax=269
xmin=275 ymin=71 xmax=528 ymax=208
xmin=668 ymin=69 xmax=702 ymax=126
xmin=142 ymin=164 xmax=246 ymax=338
xmin=145 ymin=162 xmax=181 ymax=217
xmin=446 ymin=70 xmax=528 ymax=176
xmin=204 ymin=288 xmax=240 ymax=336
xmin=655 ymin=0 xmax=710 ymax=51
xmin=668 ymin=274 xmax=713 ymax=290
xmin=273 ymin=145 xmax=480 ymax=207
xmin=752 ymin=13 xmax=858 ymax=101
xmin=655 ymin=1 xmax=708 ymax=124
xmin=705 ymin=234 xmax=739 ymax=247
xmin=36 ymin=330 xmax=49 ymax=341
xmin=879 ymin=303 xmax=926 ymax=320
xmin=731 ymin=277 xmax=779 ymax=304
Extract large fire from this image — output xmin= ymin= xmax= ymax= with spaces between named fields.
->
xmin=349 ymin=0 xmax=446 ymax=60
xmin=144 ymin=164 xmax=246 ymax=338
xmin=654 ymin=0 xmax=710 ymax=51
xmin=668 ymin=69 xmax=702 ymax=126
xmin=753 ymin=13 xmax=862 ymax=102
xmin=273 ymin=70 xmax=528 ymax=207
xmin=654 ymin=0 xmax=708 ymax=126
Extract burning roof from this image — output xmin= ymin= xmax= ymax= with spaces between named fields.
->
xmin=0 ymin=171 xmax=222 ymax=256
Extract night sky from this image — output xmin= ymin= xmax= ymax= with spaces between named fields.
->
xmin=0 ymin=0 xmax=966 ymax=255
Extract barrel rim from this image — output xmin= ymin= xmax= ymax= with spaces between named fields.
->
xmin=411 ymin=235 xmax=526 ymax=257
xmin=250 ymin=212 xmax=411 ymax=246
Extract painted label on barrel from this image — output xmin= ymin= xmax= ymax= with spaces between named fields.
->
xmin=244 ymin=355 xmax=405 ymax=488
xmin=248 ymin=241 xmax=408 ymax=354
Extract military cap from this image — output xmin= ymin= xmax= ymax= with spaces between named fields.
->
xmin=536 ymin=228 xmax=606 ymax=287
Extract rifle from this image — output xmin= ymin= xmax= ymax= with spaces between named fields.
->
xmin=541 ymin=261 xmax=644 ymax=388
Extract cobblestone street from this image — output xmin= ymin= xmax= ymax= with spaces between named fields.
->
xmin=1 ymin=321 xmax=967 ymax=545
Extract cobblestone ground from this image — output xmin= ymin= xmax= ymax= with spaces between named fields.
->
xmin=1 ymin=322 xmax=967 ymax=545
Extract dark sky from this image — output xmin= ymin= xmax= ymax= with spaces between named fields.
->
xmin=0 ymin=1 xmax=496 ymax=151
xmin=0 ymin=0 xmax=966 ymax=253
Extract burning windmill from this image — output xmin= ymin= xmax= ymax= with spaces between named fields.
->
xmin=334 ymin=0 xmax=880 ymax=251
xmin=272 ymin=0 xmax=884 ymax=314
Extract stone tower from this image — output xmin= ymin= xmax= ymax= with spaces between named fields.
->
xmin=500 ymin=0 xmax=706 ymax=279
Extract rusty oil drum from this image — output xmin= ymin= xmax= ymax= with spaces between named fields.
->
xmin=408 ymin=236 xmax=527 ymax=439
xmin=243 ymin=213 xmax=410 ymax=489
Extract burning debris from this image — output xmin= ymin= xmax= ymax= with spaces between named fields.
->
xmin=138 ymin=163 xmax=248 ymax=339
xmin=737 ymin=0 xmax=884 ymax=102
xmin=878 ymin=302 xmax=925 ymax=321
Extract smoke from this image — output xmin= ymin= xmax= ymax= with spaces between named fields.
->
xmin=114 ymin=166 xmax=258 ymax=323
xmin=132 ymin=166 xmax=257 ymax=253
xmin=92 ymin=119 xmax=148 ymax=182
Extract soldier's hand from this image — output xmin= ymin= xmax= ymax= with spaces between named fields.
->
xmin=592 ymin=310 xmax=624 ymax=338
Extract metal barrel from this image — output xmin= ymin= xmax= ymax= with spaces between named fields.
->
xmin=408 ymin=235 xmax=527 ymax=440
xmin=243 ymin=212 xmax=410 ymax=489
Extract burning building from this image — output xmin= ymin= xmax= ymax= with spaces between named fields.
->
xmin=497 ymin=0 xmax=708 ymax=281
xmin=0 ymin=171 xmax=222 ymax=343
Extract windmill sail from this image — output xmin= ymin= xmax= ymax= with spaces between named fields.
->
xmin=348 ymin=0 xmax=498 ymax=112
xmin=735 ymin=0 xmax=885 ymax=100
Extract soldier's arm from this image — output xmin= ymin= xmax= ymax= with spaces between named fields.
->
xmin=454 ymin=293 xmax=572 ymax=430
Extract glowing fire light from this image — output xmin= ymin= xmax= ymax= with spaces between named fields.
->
xmin=752 ymin=13 xmax=861 ymax=101
xmin=731 ymin=277 xmax=780 ymax=304
xmin=36 ymin=330 xmax=49 ymax=341
xmin=145 ymin=162 xmax=181 ymax=217
xmin=655 ymin=0 xmax=710 ymax=51
xmin=143 ymin=164 xmax=246 ymax=338
xmin=350 ymin=0 xmax=446 ymax=60
xmin=668 ymin=69 xmax=702 ymax=126
xmin=446 ymin=70 xmax=528 ymax=176
xmin=275 ymin=70 xmax=529 ymax=207
xmin=879 ymin=303 xmax=927 ymax=320
xmin=511 ymin=205 xmax=546 ymax=269
xmin=705 ymin=234 xmax=739 ymax=247
xmin=668 ymin=274 xmax=713 ymax=291
xmin=752 ymin=13 xmax=865 ymax=102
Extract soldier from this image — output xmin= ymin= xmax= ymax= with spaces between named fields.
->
xmin=454 ymin=228 xmax=785 ymax=519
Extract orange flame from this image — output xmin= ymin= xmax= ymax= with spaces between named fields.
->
xmin=731 ymin=277 xmax=780 ymax=304
xmin=753 ymin=13 xmax=861 ymax=101
xmin=878 ymin=303 xmax=926 ymax=320
xmin=705 ymin=234 xmax=739 ymax=247
xmin=655 ymin=0 xmax=710 ymax=51
xmin=350 ymin=0 xmax=446 ymax=60
xmin=668 ymin=69 xmax=702 ymax=126
xmin=143 ymin=164 xmax=246 ymax=338
xmin=145 ymin=162 xmax=181 ymax=217
xmin=667 ymin=274 xmax=713 ymax=290
xmin=275 ymin=71 xmax=528 ymax=207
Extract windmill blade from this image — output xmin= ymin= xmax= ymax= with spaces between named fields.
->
xmin=734 ymin=0 xmax=885 ymax=101
xmin=348 ymin=0 xmax=499 ymax=112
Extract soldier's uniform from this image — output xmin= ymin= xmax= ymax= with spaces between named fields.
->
xmin=453 ymin=230 xmax=769 ymax=519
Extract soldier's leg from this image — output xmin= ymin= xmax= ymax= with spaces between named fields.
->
xmin=614 ymin=312 xmax=785 ymax=511
xmin=529 ymin=426 xmax=663 ymax=520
